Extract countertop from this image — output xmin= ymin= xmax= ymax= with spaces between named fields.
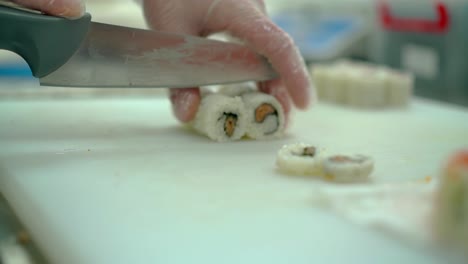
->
xmin=0 ymin=95 xmax=467 ymax=264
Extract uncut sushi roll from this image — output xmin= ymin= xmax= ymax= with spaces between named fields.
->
xmin=276 ymin=143 xmax=324 ymax=176
xmin=347 ymin=67 xmax=386 ymax=108
xmin=433 ymin=150 xmax=468 ymax=252
xmin=309 ymin=64 xmax=331 ymax=101
xmin=191 ymin=93 xmax=247 ymax=142
xmin=343 ymin=67 xmax=363 ymax=106
xmin=330 ymin=60 xmax=365 ymax=105
xmin=387 ymin=70 xmax=413 ymax=108
xmin=327 ymin=63 xmax=354 ymax=105
xmin=241 ymin=92 xmax=285 ymax=139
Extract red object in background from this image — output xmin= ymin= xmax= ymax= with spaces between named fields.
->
xmin=447 ymin=149 xmax=468 ymax=170
xmin=379 ymin=1 xmax=450 ymax=33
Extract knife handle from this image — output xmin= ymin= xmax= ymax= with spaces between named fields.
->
xmin=0 ymin=5 xmax=91 ymax=77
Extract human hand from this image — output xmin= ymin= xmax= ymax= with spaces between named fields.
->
xmin=142 ymin=0 xmax=314 ymax=123
xmin=10 ymin=0 xmax=85 ymax=18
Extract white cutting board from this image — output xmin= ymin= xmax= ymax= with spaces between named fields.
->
xmin=0 ymin=95 xmax=468 ymax=264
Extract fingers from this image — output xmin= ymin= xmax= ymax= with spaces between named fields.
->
xmin=12 ymin=0 xmax=85 ymax=18
xmin=144 ymin=0 xmax=202 ymax=123
xmin=169 ymin=88 xmax=201 ymax=122
xmin=203 ymin=1 xmax=313 ymax=110
xmin=143 ymin=0 xmax=202 ymax=35
xmin=142 ymin=0 xmax=309 ymax=123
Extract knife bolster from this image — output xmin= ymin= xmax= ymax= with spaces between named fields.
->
xmin=0 ymin=6 xmax=91 ymax=78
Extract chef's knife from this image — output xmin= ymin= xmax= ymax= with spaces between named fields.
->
xmin=0 ymin=3 xmax=278 ymax=88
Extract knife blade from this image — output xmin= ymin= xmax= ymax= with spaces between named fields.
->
xmin=0 ymin=4 xmax=278 ymax=88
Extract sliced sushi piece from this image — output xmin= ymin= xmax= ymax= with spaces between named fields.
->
xmin=242 ymin=92 xmax=285 ymax=139
xmin=323 ymin=154 xmax=374 ymax=182
xmin=276 ymin=143 xmax=324 ymax=175
xmin=433 ymin=150 xmax=468 ymax=252
xmin=190 ymin=93 xmax=247 ymax=142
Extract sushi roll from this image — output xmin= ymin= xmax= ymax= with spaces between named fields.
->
xmin=323 ymin=154 xmax=374 ymax=183
xmin=309 ymin=64 xmax=331 ymax=101
xmin=242 ymin=92 xmax=285 ymax=139
xmin=332 ymin=60 xmax=373 ymax=105
xmin=343 ymin=68 xmax=363 ymax=106
xmin=433 ymin=150 xmax=468 ymax=252
xmin=347 ymin=67 xmax=386 ymax=108
xmin=217 ymin=82 xmax=257 ymax=97
xmin=191 ymin=93 xmax=247 ymax=142
xmin=387 ymin=70 xmax=413 ymax=108
xmin=276 ymin=143 xmax=324 ymax=176
xmin=321 ymin=65 xmax=342 ymax=104
xmin=311 ymin=60 xmax=413 ymax=109
xmin=327 ymin=63 xmax=355 ymax=105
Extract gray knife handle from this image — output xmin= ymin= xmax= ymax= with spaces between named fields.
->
xmin=0 ymin=5 xmax=91 ymax=77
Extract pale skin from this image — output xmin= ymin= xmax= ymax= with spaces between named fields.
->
xmin=13 ymin=0 xmax=313 ymax=123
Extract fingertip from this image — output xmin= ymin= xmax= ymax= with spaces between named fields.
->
xmin=13 ymin=0 xmax=85 ymax=18
xmin=223 ymin=14 xmax=311 ymax=110
xmin=66 ymin=1 xmax=86 ymax=19
xmin=295 ymin=92 xmax=311 ymax=110
xmin=287 ymin=49 xmax=313 ymax=110
xmin=287 ymin=74 xmax=312 ymax=110
xmin=170 ymin=88 xmax=201 ymax=123
xmin=293 ymin=90 xmax=310 ymax=110
xmin=62 ymin=0 xmax=86 ymax=19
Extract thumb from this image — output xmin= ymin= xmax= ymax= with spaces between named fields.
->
xmin=143 ymin=0 xmax=202 ymax=123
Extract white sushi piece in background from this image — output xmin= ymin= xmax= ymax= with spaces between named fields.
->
xmin=191 ymin=93 xmax=247 ymax=142
xmin=276 ymin=143 xmax=324 ymax=176
xmin=309 ymin=60 xmax=413 ymax=109
xmin=217 ymin=82 xmax=257 ymax=97
xmin=242 ymin=92 xmax=285 ymax=139
xmin=360 ymin=68 xmax=386 ymax=108
xmin=373 ymin=67 xmax=391 ymax=103
xmin=347 ymin=67 xmax=386 ymax=108
xmin=433 ymin=150 xmax=468 ymax=252
xmin=316 ymin=60 xmax=362 ymax=106
xmin=309 ymin=64 xmax=331 ymax=102
xmin=320 ymin=64 xmax=340 ymax=104
xmin=311 ymin=60 xmax=359 ymax=104
xmin=323 ymin=154 xmax=374 ymax=183
xmin=327 ymin=63 xmax=354 ymax=104
xmin=387 ymin=70 xmax=413 ymax=107
xmin=344 ymin=67 xmax=365 ymax=106
xmin=333 ymin=61 xmax=370 ymax=106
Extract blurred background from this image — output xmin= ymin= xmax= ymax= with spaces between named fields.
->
xmin=0 ymin=0 xmax=467 ymax=106
xmin=1 ymin=2 xmax=467 ymax=263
